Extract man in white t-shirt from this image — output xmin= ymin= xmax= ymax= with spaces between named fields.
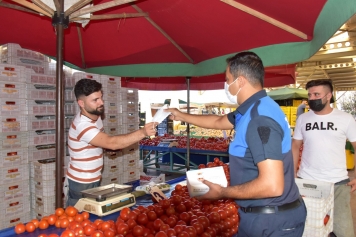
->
xmin=292 ymin=79 xmax=356 ymax=237
xmin=66 ymin=79 xmax=158 ymax=206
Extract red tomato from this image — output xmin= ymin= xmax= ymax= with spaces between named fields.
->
xmin=61 ymin=229 xmax=75 ymax=237
xmin=91 ymin=230 xmax=105 ymax=237
xmin=175 ymin=184 xmax=183 ymax=191
xmin=25 ymin=222 xmax=36 ymax=233
xmin=127 ymin=219 xmax=137 ymax=230
xmin=153 ymin=219 xmax=164 ymax=231
xmin=165 ymin=207 xmax=175 ymax=216
xmin=84 ymin=224 xmax=96 ymax=236
xmin=155 ymin=206 xmax=165 ymax=217
xmin=65 ymin=206 xmax=78 ymax=217
xmin=147 ymin=211 xmax=158 ymax=221
xmin=137 ymin=213 xmax=149 ymax=225
xmin=179 ymin=212 xmax=190 ymax=224
xmin=116 ymin=223 xmax=129 ymax=236
xmin=74 ymin=213 xmax=84 ymax=223
xmin=324 ymin=214 xmax=330 ymax=225
xmin=155 ymin=231 xmax=168 ymax=237
xmin=159 ymin=200 xmax=170 ymax=209
xmin=31 ymin=219 xmax=40 ymax=228
xmin=104 ymin=228 xmax=116 ymax=237
xmin=198 ymin=164 xmax=206 ymax=169
xmin=39 ymin=220 xmax=49 ymax=229
xmin=48 ymin=234 xmax=59 ymax=237
xmin=192 ymin=222 xmax=204 ymax=235
xmin=207 ymin=212 xmax=220 ymax=224
xmin=185 ymin=226 xmax=197 ymax=237
xmin=166 ymin=228 xmax=176 ymax=237
xmin=177 ymin=231 xmax=190 ymax=237
xmin=214 ymin=157 xmax=220 ymax=164
xmin=200 ymin=232 xmax=212 ymax=237
xmin=74 ymin=226 xmax=85 ymax=236
xmin=120 ymin=207 xmax=131 ymax=221
xmin=159 ymin=224 xmax=170 ymax=232
xmin=165 ymin=217 xmax=177 ymax=228
xmin=175 ymin=204 xmax=186 ymax=213
xmin=38 ymin=234 xmax=48 ymax=237
xmin=55 ymin=207 xmax=65 ymax=217
xmin=173 ymin=225 xmax=184 ymax=235
xmin=197 ymin=216 xmax=210 ymax=230
xmin=133 ymin=225 xmax=144 ymax=237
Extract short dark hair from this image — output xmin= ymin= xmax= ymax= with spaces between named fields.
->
xmin=74 ymin=79 xmax=102 ymax=99
xmin=305 ymin=79 xmax=335 ymax=103
xmin=226 ymin=51 xmax=265 ymax=87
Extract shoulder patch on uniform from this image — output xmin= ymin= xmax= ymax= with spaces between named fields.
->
xmin=257 ymin=126 xmax=271 ymax=144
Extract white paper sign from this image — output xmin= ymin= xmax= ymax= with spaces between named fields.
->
xmin=152 ymin=104 xmax=171 ymax=124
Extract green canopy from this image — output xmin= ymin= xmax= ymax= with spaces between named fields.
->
xmin=267 ymin=88 xmax=308 ymax=100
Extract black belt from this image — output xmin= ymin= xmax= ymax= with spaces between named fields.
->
xmin=240 ymin=197 xmax=302 ymax=214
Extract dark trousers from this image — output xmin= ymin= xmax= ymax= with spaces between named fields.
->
xmin=237 ymin=199 xmax=307 ymax=237
xmin=66 ymin=179 xmax=100 ymax=207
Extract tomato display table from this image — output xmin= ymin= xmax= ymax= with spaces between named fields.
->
xmin=0 ymin=176 xmax=187 ymax=237
xmin=140 ymin=145 xmax=229 ymax=174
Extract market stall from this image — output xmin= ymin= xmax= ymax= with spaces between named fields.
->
xmin=140 ymin=145 xmax=229 ymax=174
xmin=0 ymin=176 xmax=187 ymax=237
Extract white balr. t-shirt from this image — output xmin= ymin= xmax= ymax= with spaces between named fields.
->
xmin=293 ymin=109 xmax=356 ymax=183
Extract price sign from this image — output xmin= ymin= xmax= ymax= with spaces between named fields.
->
xmin=149 ymin=186 xmax=167 ymax=202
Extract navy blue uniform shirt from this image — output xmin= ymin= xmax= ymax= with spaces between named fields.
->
xmin=227 ymin=90 xmax=300 ymax=208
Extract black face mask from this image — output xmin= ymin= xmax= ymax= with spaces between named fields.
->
xmin=308 ymin=97 xmax=327 ymax=112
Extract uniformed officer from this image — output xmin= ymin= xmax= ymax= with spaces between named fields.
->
xmin=166 ymin=52 xmax=307 ymax=236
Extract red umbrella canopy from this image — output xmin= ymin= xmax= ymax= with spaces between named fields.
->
xmin=0 ymin=0 xmax=355 ymax=82
xmin=121 ymin=64 xmax=297 ymax=90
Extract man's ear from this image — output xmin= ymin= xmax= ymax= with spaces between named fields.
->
xmin=77 ymin=99 xmax=84 ymax=108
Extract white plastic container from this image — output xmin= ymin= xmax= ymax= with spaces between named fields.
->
xmin=26 ymin=84 xmax=56 ymax=100
xmin=28 ymin=73 xmax=56 ymax=87
xmin=0 ymin=115 xmax=27 ymax=132
xmin=0 ymin=81 xmax=26 ymax=99
xmin=26 ymin=100 xmax=55 ymax=116
xmin=0 ymin=180 xmax=30 ymax=201
xmin=0 ymin=99 xmax=26 ymax=116
xmin=0 ymin=211 xmax=30 ymax=230
xmin=0 ymin=64 xmax=27 ymax=83
xmin=28 ymin=145 xmax=56 ymax=162
xmin=0 ymin=148 xmax=28 ymax=168
xmin=72 ymin=72 xmax=100 ymax=84
xmin=28 ymin=115 xmax=56 ymax=131
xmin=100 ymin=75 xmax=121 ymax=89
xmin=0 ymin=164 xmax=30 ymax=185
xmin=295 ymin=179 xmax=334 ymax=237
xmin=0 ymin=132 xmax=28 ymax=150
xmin=28 ymin=130 xmax=56 ymax=146
xmin=121 ymin=167 xmax=140 ymax=183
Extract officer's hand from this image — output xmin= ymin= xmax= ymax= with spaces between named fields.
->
xmin=165 ymin=108 xmax=184 ymax=121
xmin=347 ymin=178 xmax=356 ymax=192
xmin=195 ymin=179 xmax=224 ymax=200
xmin=142 ymin=122 xmax=158 ymax=136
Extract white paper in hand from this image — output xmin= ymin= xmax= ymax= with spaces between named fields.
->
xmin=152 ymin=104 xmax=171 ymax=124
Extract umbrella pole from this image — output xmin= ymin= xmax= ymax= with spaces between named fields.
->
xmin=53 ymin=0 xmax=68 ymax=208
xmin=186 ymin=77 xmax=191 ymax=171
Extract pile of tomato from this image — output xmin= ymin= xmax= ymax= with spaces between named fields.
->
xmin=14 ymin=206 xmax=96 ymax=237
xmin=198 ymin=158 xmax=230 ymax=186
xmin=139 ymin=134 xmax=229 ymax=152
xmin=117 ymin=184 xmax=239 ymax=237
xmin=14 ymin=183 xmax=238 ymax=237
